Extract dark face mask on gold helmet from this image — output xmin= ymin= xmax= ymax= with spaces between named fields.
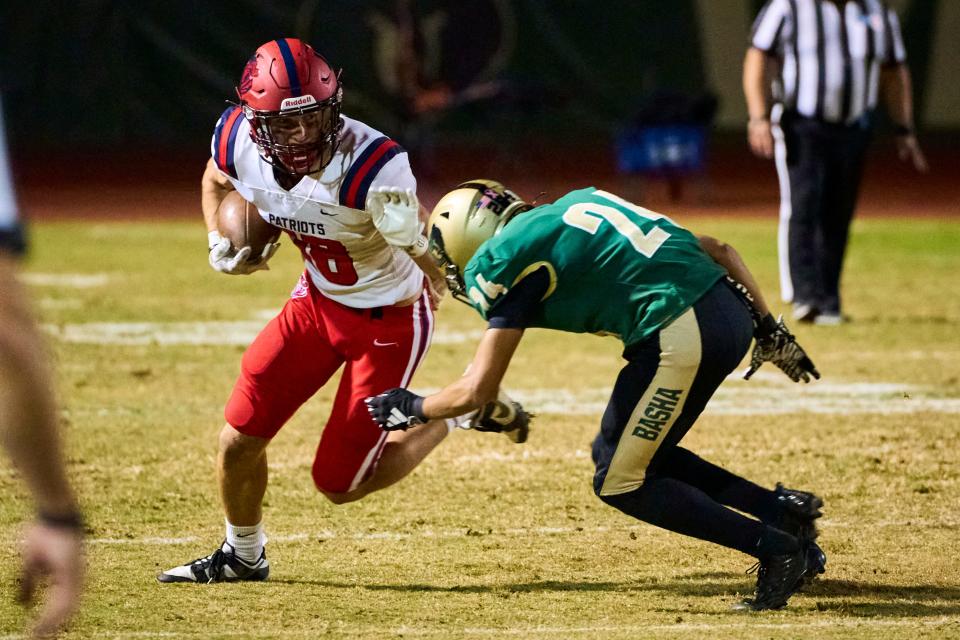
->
xmin=427 ymin=180 xmax=532 ymax=305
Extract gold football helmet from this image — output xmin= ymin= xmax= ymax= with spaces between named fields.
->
xmin=428 ymin=180 xmax=531 ymax=304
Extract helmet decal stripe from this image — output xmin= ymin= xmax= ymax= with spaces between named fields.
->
xmin=275 ymin=38 xmax=302 ymax=97
xmin=338 ymin=137 xmax=406 ymax=209
xmin=213 ymin=106 xmax=244 ymax=178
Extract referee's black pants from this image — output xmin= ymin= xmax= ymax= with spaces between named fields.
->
xmin=774 ymin=110 xmax=872 ymax=315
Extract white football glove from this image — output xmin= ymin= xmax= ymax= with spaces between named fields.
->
xmin=366 ymin=187 xmax=422 ymax=252
xmin=207 ymin=230 xmax=277 ymax=275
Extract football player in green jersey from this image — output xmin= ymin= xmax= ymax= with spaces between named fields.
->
xmin=367 ymin=180 xmax=822 ymax=611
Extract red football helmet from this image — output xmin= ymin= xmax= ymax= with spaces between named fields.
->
xmin=237 ymin=38 xmax=343 ymax=175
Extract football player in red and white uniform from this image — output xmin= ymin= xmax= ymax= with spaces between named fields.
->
xmin=159 ymin=38 xmax=455 ymax=583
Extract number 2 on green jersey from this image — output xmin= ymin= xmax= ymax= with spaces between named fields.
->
xmin=561 ymin=190 xmax=672 ymax=258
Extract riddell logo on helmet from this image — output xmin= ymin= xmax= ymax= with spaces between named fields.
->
xmin=280 ymin=95 xmax=318 ymax=110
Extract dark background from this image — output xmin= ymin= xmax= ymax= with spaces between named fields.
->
xmin=2 ymin=1 xmax=956 ymax=218
xmin=3 ymin=1 xmax=952 ymax=145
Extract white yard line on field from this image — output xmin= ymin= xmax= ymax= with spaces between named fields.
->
xmin=44 ymin=321 xmax=268 ymax=346
xmin=41 ymin=319 xmax=960 ymax=362
xmin=39 ymin=322 xmax=960 ymax=414
xmin=91 ymin=536 xmax=201 ymax=545
xmin=43 ymin=321 xmax=483 ymax=346
xmin=37 ymin=296 xmax=83 ymax=309
xmin=34 ymin=316 xmax=960 ymax=415
xmin=415 ymin=378 xmax=960 ymax=417
xmin=535 ymin=374 xmax=960 ymax=415
xmin=21 ymin=272 xmax=110 ymax=287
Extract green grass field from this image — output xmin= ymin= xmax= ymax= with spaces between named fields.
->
xmin=2 ymin=216 xmax=959 ymax=639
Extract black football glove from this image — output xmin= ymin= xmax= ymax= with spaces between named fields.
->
xmin=744 ymin=314 xmax=821 ymax=383
xmin=466 ymin=397 xmax=533 ymax=444
xmin=364 ymin=388 xmax=428 ymax=431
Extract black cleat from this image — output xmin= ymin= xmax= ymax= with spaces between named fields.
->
xmin=774 ymin=483 xmax=823 ymax=542
xmin=745 ymin=547 xmax=808 ymax=611
xmin=771 ymin=484 xmax=826 ymax=590
xmin=157 ymin=541 xmax=269 ymax=583
xmin=797 ymin=540 xmax=827 ymax=590
xmin=806 ymin=541 xmax=826 ymax=576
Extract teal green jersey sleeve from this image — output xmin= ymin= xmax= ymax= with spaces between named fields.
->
xmin=462 ymin=187 xmax=727 ymax=346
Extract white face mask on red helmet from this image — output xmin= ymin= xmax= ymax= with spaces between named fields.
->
xmin=237 ymin=38 xmax=343 ymax=175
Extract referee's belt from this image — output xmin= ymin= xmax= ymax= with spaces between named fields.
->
xmin=781 ymin=109 xmax=874 ymax=131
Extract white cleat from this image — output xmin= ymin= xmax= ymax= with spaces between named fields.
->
xmin=157 ymin=541 xmax=269 ymax=583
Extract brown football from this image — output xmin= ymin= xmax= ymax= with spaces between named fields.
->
xmin=217 ymin=191 xmax=281 ymax=260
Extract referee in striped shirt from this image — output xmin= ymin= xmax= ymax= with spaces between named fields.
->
xmin=743 ymin=0 xmax=927 ymax=325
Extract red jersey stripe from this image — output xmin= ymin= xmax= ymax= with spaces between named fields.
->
xmin=216 ymin=108 xmax=244 ymax=175
xmin=345 ymin=139 xmax=398 ymax=208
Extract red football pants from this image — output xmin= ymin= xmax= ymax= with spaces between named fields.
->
xmin=225 ymin=274 xmax=434 ymax=493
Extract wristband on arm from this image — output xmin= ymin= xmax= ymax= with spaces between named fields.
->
xmin=38 ymin=510 xmax=85 ymax=531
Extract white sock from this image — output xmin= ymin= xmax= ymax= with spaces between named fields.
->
xmin=224 ymin=519 xmax=266 ymax=563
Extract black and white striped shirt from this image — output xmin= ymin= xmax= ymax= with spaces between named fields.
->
xmin=751 ymin=0 xmax=906 ymax=125
xmin=0 ymin=93 xmax=25 ymax=255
